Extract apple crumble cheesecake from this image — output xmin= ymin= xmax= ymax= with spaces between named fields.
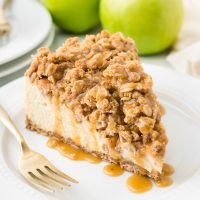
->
xmin=25 ymin=31 xmax=168 ymax=180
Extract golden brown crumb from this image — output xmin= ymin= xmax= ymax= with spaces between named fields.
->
xmin=25 ymin=30 xmax=167 ymax=158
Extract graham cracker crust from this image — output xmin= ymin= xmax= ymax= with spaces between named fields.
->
xmin=26 ymin=117 xmax=161 ymax=180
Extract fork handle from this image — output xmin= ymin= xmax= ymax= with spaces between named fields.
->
xmin=0 ymin=105 xmax=30 ymax=152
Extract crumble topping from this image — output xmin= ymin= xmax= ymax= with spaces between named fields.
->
xmin=25 ymin=31 xmax=167 ymax=159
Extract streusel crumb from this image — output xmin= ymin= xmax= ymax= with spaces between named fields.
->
xmin=25 ymin=31 xmax=167 ymax=158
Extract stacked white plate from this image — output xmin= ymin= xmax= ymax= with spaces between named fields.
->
xmin=0 ymin=0 xmax=54 ymax=78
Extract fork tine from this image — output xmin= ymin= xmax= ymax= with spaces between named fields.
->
xmin=45 ymin=166 xmax=78 ymax=184
xmin=28 ymin=172 xmax=54 ymax=192
xmin=33 ymin=170 xmax=64 ymax=190
xmin=38 ymin=168 xmax=71 ymax=187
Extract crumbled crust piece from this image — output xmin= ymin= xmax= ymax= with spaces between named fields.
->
xmin=25 ymin=30 xmax=167 ymax=159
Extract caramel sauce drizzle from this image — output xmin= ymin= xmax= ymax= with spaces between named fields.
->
xmin=103 ymin=162 xmax=174 ymax=193
xmin=47 ymin=138 xmax=101 ymax=163
xmin=127 ymin=174 xmax=153 ymax=193
xmin=155 ymin=163 xmax=174 ymax=187
xmin=89 ymin=123 xmax=99 ymax=152
xmin=47 ymin=138 xmax=174 ymax=193
xmin=103 ymin=164 xmax=124 ymax=176
xmin=163 ymin=163 xmax=175 ymax=176
xmin=155 ymin=176 xmax=173 ymax=188
xmin=126 ymin=162 xmax=174 ymax=193
xmin=53 ymin=97 xmax=62 ymax=135
xmin=74 ymin=135 xmax=81 ymax=146
xmin=70 ymin=112 xmax=81 ymax=146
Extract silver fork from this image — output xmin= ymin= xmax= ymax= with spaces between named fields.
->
xmin=0 ymin=0 xmax=11 ymax=38
xmin=0 ymin=105 xmax=78 ymax=192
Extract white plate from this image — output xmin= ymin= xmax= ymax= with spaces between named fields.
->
xmin=0 ymin=26 xmax=55 ymax=78
xmin=0 ymin=64 xmax=200 ymax=200
xmin=0 ymin=0 xmax=52 ymax=65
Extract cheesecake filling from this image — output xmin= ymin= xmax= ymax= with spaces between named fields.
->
xmin=26 ymin=78 xmax=163 ymax=173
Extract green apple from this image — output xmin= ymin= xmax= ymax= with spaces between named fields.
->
xmin=41 ymin=0 xmax=100 ymax=33
xmin=100 ymin=0 xmax=183 ymax=55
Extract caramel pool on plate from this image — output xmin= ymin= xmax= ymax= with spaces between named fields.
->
xmin=155 ymin=176 xmax=173 ymax=188
xmin=47 ymin=138 xmax=174 ymax=193
xmin=126 ymin=174 xmax=153 ymax=193
xmin=103 ymin=163 xmax=124 ymax=176
xmin=162 ymin=163 xmax=174 ymax=176
xmin=47 ymin=138 xmax=101 ymax=163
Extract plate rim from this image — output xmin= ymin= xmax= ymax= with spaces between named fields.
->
xmin=0 ymin=0 xmax=52 ymax=65
xmin=0 ymin=26 xmax=55 ymax=79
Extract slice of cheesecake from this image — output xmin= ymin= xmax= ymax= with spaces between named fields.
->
xmin=25 ymin=31 xmax=168 ymax=180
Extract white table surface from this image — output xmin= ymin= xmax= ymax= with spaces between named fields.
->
xmin=0 ymin=27 xmax=172 ymax=87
